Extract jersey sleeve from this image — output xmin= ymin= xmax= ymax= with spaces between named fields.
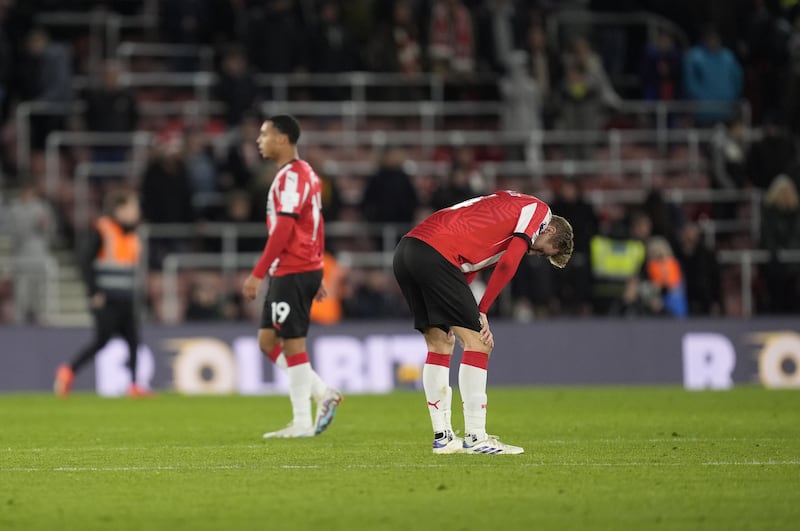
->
xmin=273 ymin=163 xmax=309 ymax=218
xmin=511 ymin=201 xmax=552 ymax=248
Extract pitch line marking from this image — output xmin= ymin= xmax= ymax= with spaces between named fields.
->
xmin=3 ymin=438 xmax=794 ymax=453
xmin=2 ymin=461 xmax=799 ymax=472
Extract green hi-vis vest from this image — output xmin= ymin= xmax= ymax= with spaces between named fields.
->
xmin=590 ymin=236 xmax=646 ymax=280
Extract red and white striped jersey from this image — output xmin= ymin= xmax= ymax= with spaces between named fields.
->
xmin=406 ymin=191 xmax=552 ymax=273
xmin=265 ymin=159 xmax=324 ymax=276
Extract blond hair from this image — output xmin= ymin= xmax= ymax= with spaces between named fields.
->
xmin=547 ymin=214 xmax=574 ymax=269
xmin=646 ymin=236 xmax=674 ymax=259
xmin=764 ymin=174 xmax=799 ymax=211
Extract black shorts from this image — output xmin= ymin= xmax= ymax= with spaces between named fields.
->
xmin=260 ymin=269 xmax=323 ymax=338
xmin=393 ymin=237 xmax=482 ymax=333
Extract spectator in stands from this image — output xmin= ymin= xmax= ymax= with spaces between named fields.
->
xmin=185 ymin=279 xmax=225 ymax=321
xmin=84 ymin=60 xmax=139 ymax=163
xmin=640 ymin=30 xmax=683 ymax=102
xmin=709 ymin=117 xmax=748 ymax=223
xmin=760 ymin=174 xmax=800 ymax=313
xmin=343 ymin=269 xmax=403 ymax=319
xmin=20 ymin=27 xmax=73 ymax=149
xmin=2 ymin=181 xmax=56 ymax=324
xmin=221 ymin=112 xmax=264 ymax=193
xmin=555 ymin=37 xmax=620 ymax=158
xmin=746 ymin=112 xmax=798 ymax=190
xmin=159 ymin=0 xmax=213 ymax=48
xmin=216 ymin=46 xmax=258 ymax=127
xmin=245 ymin=0 xmax=307 ymax=74
xmin=366 ymin=0 xmax=422 ymax=78
xmin=428 ymin=0 xmax=475 ymax=76
xmin=550 ymin=178 xmax=597 ymax=315
xmin=184 ymin=128 xmax=219 ymax=220
xmin=221 ymin=189 xmax=263 ymax=252
xmin=743 ymin=1 xmax=793 ymax=124
xmin=563 ymin=36 xmax=621 ymax=110
xmin=141 ymin=133 xmax=194 ymax=224
xmin=430 ymin=163 xmax=479 ymax=211
xmin=683 ymin=27 xmax=743 ymax=126
xmin=360 ymin=146 xmax=419 ymax=229
xmin=610 ymin=274 xmax=667 ymax=318
xmin=475 ymin=0 xmax=526 ymax=75
xmin=523 ymin=21 xmax=559 ymax=128
xmin=643 ymin=236 xmax=688 ymax=318
xmin=140 ymin=133 xmax=194 ymax=267
xmin=677 ymin=221 xmax=721 ymax=315
xmin=643 ymin=189 xmax=682 ymax=248
xmin=499 ymin=50 xmax=541 ymax=162
xmin=308 ymin=1 xmax=360 ymax=77
xmin=590 ymin=210 xmax=649 ymax=314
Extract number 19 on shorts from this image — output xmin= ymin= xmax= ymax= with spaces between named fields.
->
xmin=271 ymin=301 xmax=291 ymax=325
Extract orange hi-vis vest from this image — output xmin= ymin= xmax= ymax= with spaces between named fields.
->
xmin=94 ymin=216 xmax=140 ymax=293
xmin=310 ymin=253 xmax=343 ymax=325
xmin=646 ymin=256 xmax=683 ymax=290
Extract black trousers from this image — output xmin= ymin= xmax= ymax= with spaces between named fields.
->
xmin=71 ymin=297 xmax=139 ymax=383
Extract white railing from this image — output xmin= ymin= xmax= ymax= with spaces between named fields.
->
xmin=36 ymin=9 xmax=157 ymax=82
xmin=548 ymin=10 xmax=690 ymax=49
xmin=117 ymin=42 xmax=214 ymax=72
xmin=15 ymin=100 xmax=223 ymax=178
xmin=140 ymin=221 xmax=411 ymax=269
xmin=15 ymin=101 xmax=86 ymax=177
xmin=253 ymin=71 xmax=496 ymax=103
xmin=717 ymin=249 xmax=800 ymax=317
xmin=160 ymin=252 xmax=256 ymax=323
xmin=44 ymin=131 xmax=152 ymax=199
xmin=0 ymin=256 xmax=60 ymax=322
xmin=584 ymin=188 xmax=762 ymax=243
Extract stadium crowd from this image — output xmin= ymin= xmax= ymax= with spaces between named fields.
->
xmin=1 ymin=0 xmax=800 ymax=324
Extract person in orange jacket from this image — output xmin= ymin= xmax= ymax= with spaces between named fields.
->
xmin=54 ymin=190 xmax=150 ymax=397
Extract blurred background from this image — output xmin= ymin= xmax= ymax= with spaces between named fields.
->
xmin=0 ymin=0 xmax=799 ymax=328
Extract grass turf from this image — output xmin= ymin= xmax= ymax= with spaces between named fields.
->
xmin=0 ymin=387 xmax=798 ymax=531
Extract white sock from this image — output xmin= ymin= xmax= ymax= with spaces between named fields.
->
xmin=286 ymin=352 xmax=313 ymax=428
xmin=459 ymin=350 xmax=489 ymax=441
xmin=274 ymin=352 xmax=327 ymax=403
xmin=423 ymin=352 xmax=452 ymax=435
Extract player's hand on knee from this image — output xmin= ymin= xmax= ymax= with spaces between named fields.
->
xmin=479 ymin=312 xmax=494 ymax=348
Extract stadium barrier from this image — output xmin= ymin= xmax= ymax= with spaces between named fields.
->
xmin=1 ymin=318 xmax=798 ymax=395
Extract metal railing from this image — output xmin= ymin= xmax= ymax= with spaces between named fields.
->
xmin=717 ymin=249 xmax=800 ymax=317
xmin=15 ymin=101 xmax=86 ymax=177
xmin=36 ymin=9 xmax=157 ymax=82
xmin=117 ymin=41 xmax=214 ymax=72
xmin=44 ymin=131 xmax=152 ymax=198
xmin=548 ymin=10 xmax=690 ymax=49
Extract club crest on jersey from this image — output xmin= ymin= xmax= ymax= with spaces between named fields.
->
xmin=538 ymin=221 xmax=547 ymax=235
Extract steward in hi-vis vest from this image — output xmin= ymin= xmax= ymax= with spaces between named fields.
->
xmin=54 ymin=190 xmax=150 ymax=398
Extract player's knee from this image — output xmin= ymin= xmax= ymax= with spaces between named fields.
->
xmin=258 ymin=335 xmax=278 ymax=355
xmin=458 ymin=333 xmax=492 ymax=356
xmin=424 ymin=328 xmax=454 ymax=354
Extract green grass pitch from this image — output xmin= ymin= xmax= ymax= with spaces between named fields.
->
xmin=1 ymin=387 xmax=799 ymax=530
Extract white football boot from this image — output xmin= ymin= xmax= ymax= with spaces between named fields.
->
xmin=262 ymin=422 xmax=315 ymax=439
xmin=314 ymin=388 xmax=343 ymax=435
xmin=462 ymin=433 xmax=524 ymax=455
xmin=432 ymin=430 xmax=465 ymax=454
